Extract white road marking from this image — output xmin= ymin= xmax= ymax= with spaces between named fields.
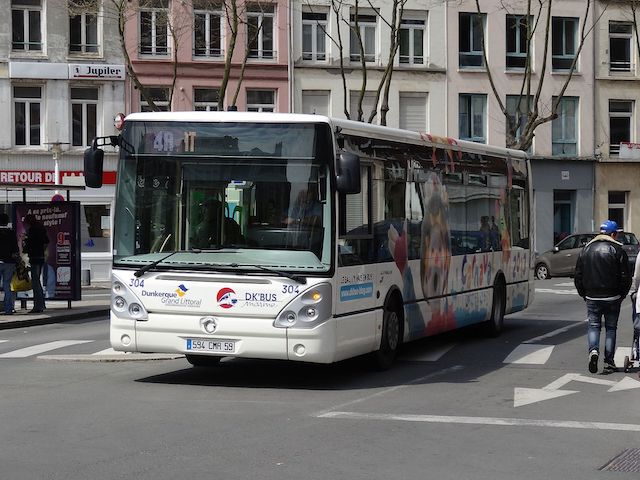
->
xmin=0 ymin=340 xmax=94 ymax=358
xmin=318 ymin=411 xmax=640 ymax=432
xmin=0 ymin=340 xmax=8 ymax=344
xmin=614 ymin=347 xmax=632 ymax=367
xmin=514 ymin=373 xmax=640 ymax=407
xmin=400 ymin=343 xmax=456 ymax=362
xmin=503 ymin=344 xmax=554 ymax=364
xmin=555 ymin=282 xmax=576 ymax=287
xmin=535 ymin=288 xmax=578 ymax=295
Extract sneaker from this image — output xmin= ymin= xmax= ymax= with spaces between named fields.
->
xmin=588 ymin=350 xmax=599 ymax=373
xmin=602 ymin=362 xmax=617 ymax=374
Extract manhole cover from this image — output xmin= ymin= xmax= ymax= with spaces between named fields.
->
xmin=600 ymin=449 xmax=640 ymax=472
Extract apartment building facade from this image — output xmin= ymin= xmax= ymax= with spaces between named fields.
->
xmin=2 ymin=0 xmax=126 ymax=281
xmin=123 ymin=0 xmax=291 ymax=113
xmin=593 ymin=1 xmax=640 ymax=235
xmin=290 ymin=0 xmax=447 ymax=135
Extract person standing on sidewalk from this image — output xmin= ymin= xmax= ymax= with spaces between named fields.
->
xmin=574 ymin=220 xmax=631 ymax=374
xmin=0 ymin=213 xmax=20 ymax=315
xmin=22 ymin=214 xmax=49 ymax=313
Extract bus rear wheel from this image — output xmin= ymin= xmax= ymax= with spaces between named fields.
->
xmin=185 ymin=354 xmax=223 ymax=368
xmin=484 ymin=280 xmax=506 ymax=337
xmin=371 ymin=304 xmax=402 ymax=371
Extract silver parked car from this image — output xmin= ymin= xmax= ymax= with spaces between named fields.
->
xmin=535 ymin=231 xmax=639 ymax=280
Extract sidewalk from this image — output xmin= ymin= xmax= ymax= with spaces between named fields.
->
xmin=0 ymin=282 xmax=110 ymax=330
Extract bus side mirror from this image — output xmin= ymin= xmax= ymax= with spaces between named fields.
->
xmin=336 ymin=152 xmax=361 ymax=195
xmin=84 ymin=141 xmax=104 ymax=188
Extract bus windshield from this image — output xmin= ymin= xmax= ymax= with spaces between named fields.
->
xmin=113 ymin=121 xmax=333 ymax=273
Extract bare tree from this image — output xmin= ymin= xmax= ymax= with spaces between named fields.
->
xmin=304 ymin=0 xmax=407 ymax=124
xmin=474 ymin=0 xmax=607 ymax=151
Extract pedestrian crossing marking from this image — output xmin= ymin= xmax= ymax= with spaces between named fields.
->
xmin=503 ymin=344 xmax=554 ymax=364
xmin=0 ymin=340 xmax=94 ymax=358
xmin=535 ymin=288 xmax=578 ymax=295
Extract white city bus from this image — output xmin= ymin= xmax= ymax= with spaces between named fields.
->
xmin=85 ymin=112 xmax=534 ymax=369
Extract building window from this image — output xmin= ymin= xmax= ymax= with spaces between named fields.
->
xmin=302 ymin=11 xmax=327 ymax=61
xmin=459 ymin=12 xmax=485 ymax=68
xmin=247 ymin=4 xmax=275 ymax=59
xmin=12 ymin=0 xmax=42 ymax=51
xmin=13 ymin=85 xmax=42 ymax=147
xmin=552 ymin=17 xmax=578 ymax=71
xmin=194 ymin=88 xmax=219 ymax=111
xmin=140 ymin=0 xmax=169 ymax=56
xmin=350 ymin=13 xmax=377 ymax=63
xmin=552 ymin=96 xmax=578 ymax=156
xmin=247 ymin=89 xmax=275 ymax=112
xmin=506 ymin=15 xmax=530 ymax=70
xmin=459 ymin=94 xmax=486 ymax=143
xmin=609 ymin=100 xmax=633 ymax=156
xmin=301 ymin=90 xmax=329 ymax=115
xmin=506 ymin=95 xmax=532 ymax=151
xmin=71 ymin=87 xmax=98 ymax=147
xmin=194 ymin=0 xmax=222 ymax=58
xmin=608 ymin=191 xmax=627 ymax=230
xmin=399 ymin=17 xmax=425 ymax=65
xmin=399 ymin=92 xmax=427 ymax=132
xmin=609 ymin=22 xmax=632 ymax=73
xmin=81 ymin=204 xmax=111 ymax=253
xmin=69 ymin=0 xmax=98 ymax=54
xmin=140 ymin=87 xmax=171 ymax=112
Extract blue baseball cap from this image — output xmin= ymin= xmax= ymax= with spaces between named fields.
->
xmin=599 ymin=220 xmax=618 ymax=234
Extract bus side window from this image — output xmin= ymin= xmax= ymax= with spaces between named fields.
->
xmin=339 ymin=165 xmax=372 ymax=266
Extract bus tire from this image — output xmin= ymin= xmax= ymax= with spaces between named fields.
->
xmin=185 ymin=354 xmax=223 ymax=368
xmin=484 ymin=279 xmax=506 ymax=337
xmin=371 ymin=303 xmax=402 ymax=371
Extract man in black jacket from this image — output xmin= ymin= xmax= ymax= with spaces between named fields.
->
xmin=575 ymin=220 xmax=631 ymax=374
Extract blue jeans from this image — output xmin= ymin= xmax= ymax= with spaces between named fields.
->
xmin=587 ymin=299 xmax=621 ymax=364
xmin=0 ymin=262 xmax=16 ymax=313
xmin=30 ymin=262 xmax=45 ymax=311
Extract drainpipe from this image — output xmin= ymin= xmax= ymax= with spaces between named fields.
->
xmin=444 ymin=3 xmax=449 ymax=136
xmin=288 ymin=0 xmax=293 ymax=112
xmin=591 ymin=3 xmax=597 ymax=233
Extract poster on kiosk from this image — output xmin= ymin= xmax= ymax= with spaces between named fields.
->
xmin=12 ymin=202 xmax=82 ymax=301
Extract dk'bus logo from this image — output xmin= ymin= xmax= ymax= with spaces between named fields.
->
xmin=217 ymin=287 xmax=237 ymax=309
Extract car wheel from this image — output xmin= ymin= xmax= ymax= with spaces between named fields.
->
xmin=535 ymin=263 xmax=550 ymax=280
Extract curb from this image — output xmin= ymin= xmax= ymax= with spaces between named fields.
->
xmin=0 ymin=308 xmax=110 ymax=330
xmin=37 ymin=353 xmax=184 ymax=362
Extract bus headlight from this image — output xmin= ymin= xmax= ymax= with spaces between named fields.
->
xmin=274 ymin=283 xmax=332 ymax=329
xmin=114 ymin=296 xmax=127 ymax=311
xmin=111 ymin=275 xmax=148 ymax=321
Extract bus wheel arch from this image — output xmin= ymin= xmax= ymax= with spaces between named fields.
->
xmin=485 ymin=273 xmax=506 ymax=337
xmin=371 ymin=288 xmax=404 ymax=371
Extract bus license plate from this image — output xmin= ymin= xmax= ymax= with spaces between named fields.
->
xmin=186 ymin=338 xmax=236 ymax=353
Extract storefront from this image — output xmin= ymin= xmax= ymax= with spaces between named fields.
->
xmin=0 ymin=162 xmax=118 ymax=283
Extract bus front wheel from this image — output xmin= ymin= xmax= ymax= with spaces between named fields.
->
xmin=185 ymin=354 xmax=223 ymax=368
xmin=371 ymin=304 xmax=402 ymax=371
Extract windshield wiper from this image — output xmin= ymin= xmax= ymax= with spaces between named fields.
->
xmin=236 ymin=263 xmax=307 ymax=284
xmin=134 ymin=250 xmax=195 ymax=278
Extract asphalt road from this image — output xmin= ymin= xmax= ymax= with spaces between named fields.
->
xmin=1 ymin=279 xmax=639 ymax=480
